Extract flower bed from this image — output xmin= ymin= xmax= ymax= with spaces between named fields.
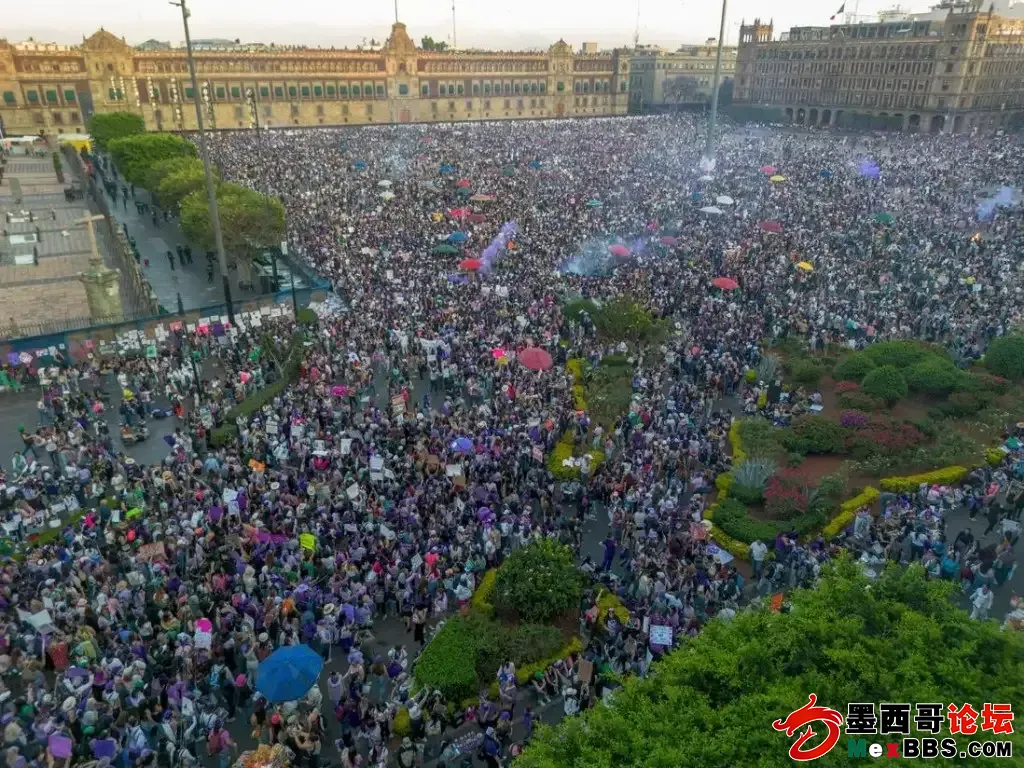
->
xmin=822 ymin=487 xmax=880 ymax=539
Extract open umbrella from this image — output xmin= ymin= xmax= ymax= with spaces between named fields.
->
xmin=256 ymin=644 xmax=324 ymax=703
xmin=586 ymin=199 xmax=602 ymax=208
xmin=449 ymin=207 xmax=469 ymax=218
xmin=528 ymin=160 xmax=542 ymax=169
xmin=432 ymin=244 xmax=459 ymax=255
xmin=758 ymin=220 xmax=783 ymax=234
xmin=712 ymin=277 xmax=739 ymax=291
xmin=519 ymin=347 xmax=553 ymax=371
xmin=439 ymin=163 xmax=456 ymax=174
xmin=377 ymin=180 xmax=392 ymax=188
xmin=699 ymin=174 xmax=714 ymax=182
xmin=503 ymin=167 xmax=515 ymax=177
xmin=659 ymin=236 xmax=679 ymax=246
xmin=770 ymin=174 xmax=786 ymax=183
xmin=874 ymin=212 xmax=894 ymax=225
xmin=796 ymin=261 xmax=814 ymax=272
xmin=379 ymin=191 xmax=394 ymax=201
xmin=760 ymin=165 xmax=777 ymax=175
xmin=459 ymin=258 xmax=482 ymax=271
xmin=451 ymin=437 xmax=473 ymax=453
xmin=716 ymin=195 xmax=734 ymax=206
xmin=456 ymin=178 xmax=472 ymax=188
xmin=353 ymin=161 xmax=367 ymax=170
xmin=608 ymin=244 xmax=631 ymax=258
xmin=819 ymin=169 xmax=833 ymax=178
xmin=469 ymin=193 xmax=495 ymax=202
xmin=467 ymin=213 xmax=486 ymax=223
xmin=456 ymin=187 xmax=473 ymax=197
xmin=448 ymin=232 xmax=468 ymax=243
xmin=700 ymin=206 xmax=724 ymax=215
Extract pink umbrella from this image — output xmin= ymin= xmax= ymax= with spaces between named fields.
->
xmin=660 ymin=236 xmax=679 ymax=246
xmin=459 ymin=258 xmax=482 ymax=271
xmin=518 ymin=347 xmax=553 ymax=371
xmin=195 ymin=618 xmax=213 ymax=633
xmin=331 ymin=385 xmax=349 ymax=397
xmin=456 ymin=178 xmax=472 ymax=188
xmin=712 ymin=277 xmax=739 ymax=291
xmin=608 ymin=244 xmax=632 ymax=258
xmin=449 ymin=207 xmax=470 ymax=218
xmin=758 ymin=220 xmax=783 ymax=234
xmin=761 ymin=164 xmax=777 ymax=175
xmin=467 ymin=213 xmax=486 ymax=223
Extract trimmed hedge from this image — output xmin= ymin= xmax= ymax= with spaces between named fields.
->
xmin=879 ymin=465 xmax=971 ymax=493
xmin=861 ymin=365 xmax=908 ymax=404
xmin=596 ymin=589 xmax=630 ymax=627
xmin=822 ymin=487 xmax=880 ymax=539
xmin=833 ymin=353 xmax=876 ymax=382
xmin=728 ymin=420 xmax=746 ymax=461
xmin=413 ymin=618 xmax=480 ymax=701
xmin=471 ymin=569 xmax=497 ymax=617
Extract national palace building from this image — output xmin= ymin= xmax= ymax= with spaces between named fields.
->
xmin=733 ymin=0 xmax=1024 ymax=133
xmin=0 ymin=22 xmax=631 ymax=137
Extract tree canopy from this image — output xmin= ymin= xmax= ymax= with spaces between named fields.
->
xmin=180 ymin=183 xmax=285 ymax=277
xmin=87 ymin=111 xmax=145 ymax=151
xmin=984 ymin=334 xmax=1024 ymax=379
xmin=155 ymin=158 xmax=215 ymax=211
xmin=493 ymin=539 xmax=583 ymax=622
xmin=420 ymin=35 xmax=449 ymax=51
xmin=518 ymin=558 xmax=1024 ymax=768
xmin=108 ymin=133 xmax=197 ymax=186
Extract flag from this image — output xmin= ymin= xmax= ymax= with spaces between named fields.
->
xmin=830 ymin=3 xmax=845 ymax=20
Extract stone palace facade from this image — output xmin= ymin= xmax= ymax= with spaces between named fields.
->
xmin=0 ymin=22 xmax=631 ymax=136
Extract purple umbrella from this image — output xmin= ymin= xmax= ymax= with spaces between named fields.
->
xmin=477 ymin=507 xmax=493 ymax=522
xmin=66 ymin=666 xmax=89 ymax=680
xmin=451 ymin=437 xmax=473 ymax=453
xmin=208 ymin=505 xmax=223 ymax=522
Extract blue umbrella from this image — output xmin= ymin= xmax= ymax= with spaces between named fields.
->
xmin=448 ymin=231 xmax=468 ymax=243
xmin=528 ymin=160 xmax=542 ymax=170
xmin=819 ymin=169 xmax=833 ymax=179
xmin=440 ymin=163 xmax=456 ymax=174
xmin=451 ymin=437 xmax=473 ymax=453
xmin=353 ymin=161 xmax=367 ymax=170
xmin=256 ymin=644 xmax=324 ymax=703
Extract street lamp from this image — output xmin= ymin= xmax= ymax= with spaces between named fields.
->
xmin=170 ymin=0 xmax=235 ymax=324
xmin=703 ymin=0 xmax=729 ymax=161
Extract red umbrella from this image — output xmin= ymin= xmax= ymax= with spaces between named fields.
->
xmin=459 ymin=258 xmax=482 ymax=271
xmin=712 ymin=277 xmax=739 ymax=291
xmin=467 ymin=213 xmax=486 ymax=223
xmin=659 ymin=236 xmax=679 ymax=246
xmin=449 ymin=207 xmax=470 ymax=218
xmin=758 ymin=220 xmax=783 ymax=234
xmin=608 ymin=244 xmax=631 ymax=258
xmin=518 ymin=347 xmax=553 ymax=371
xmin=760 ymin=164 xmax=777 ymax=175
xmin=456 ymin=178 xmax=472 ymax=188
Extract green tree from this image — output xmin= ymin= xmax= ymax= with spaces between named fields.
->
xmin=156 ymin=159 xmax=215 ymax=211
xmin=143 ymin=156 xmax=201 ymax=196
xmin=984 ymin=334 xmax=1024 ymax=379
xmin=493 ymin=539 xmax=583 ymax=623
xmin=518 ymin=559 xmax=1024 ymax=768
xmin=861 ymin=365 xmax=908 ymax=404
xmin=420 ymin=35 xmax=449 ymax=51
xmin=87 ymin=111 xmax=145 ymax=151
xmin=108 ymin=133 xmax=197 ymax=186
xmin=180 ymin=183 xmax=285 ymax=284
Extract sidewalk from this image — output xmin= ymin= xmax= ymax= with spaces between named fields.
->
xmin=97 ymin=170 xmax=259 ymax=312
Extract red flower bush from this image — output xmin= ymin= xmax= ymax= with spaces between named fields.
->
xmin=763 ymin=469 xmax=811 ymax=520
xmin=834 ymin=381 xmax=861 ymax=395
xmin=843 ymin=419 xmax=925 ymax=458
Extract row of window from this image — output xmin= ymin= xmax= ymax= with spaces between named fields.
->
xmin=19 ymin=111 xmax=81 ymax=126
xmin=752 ymin=61 xmax=937 ymax=77
xmin=430 ymin=98 xmax=551 ymax=111
xmin=425 ymin=81 xmax=549 ymax=97
xmin=136 ymin=82 xmax=393 ymax=103
xmin=2 ymin=88 xmax=77 ymax=106
xmin=755 ymin=44 xmax=939 ymax=62
xmin=747 ymin=89 xmax=928 ymax=110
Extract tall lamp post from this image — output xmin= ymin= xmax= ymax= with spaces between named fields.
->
xmin=246 ymin=88 xmax=281 ymax=293
xmin=703 ymin=0 xmax=729 ymax=161
xmin=171 ymin=0 xmax=235 ymax=324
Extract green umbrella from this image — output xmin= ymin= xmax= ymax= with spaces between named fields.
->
xmin=586 ymin=199 xmax=602 ymax=208
xmin=874 ymin=212 xmax=894 ymax=225
xmin=432 ymin=244 xmax=459 ymax=255
xmin=502 ymin=167 xmax=515 ymax=177
xmin=455 ymin=187 xmax=473 ymax=197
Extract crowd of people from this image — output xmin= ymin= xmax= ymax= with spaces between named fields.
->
xmin=0 ymin=114 xmax=1022 ymax=768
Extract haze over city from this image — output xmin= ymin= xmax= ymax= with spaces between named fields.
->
xmin=5 ymin=0 xmax=942 ymax=49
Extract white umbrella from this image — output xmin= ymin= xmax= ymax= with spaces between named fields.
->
xmin=379 ymin=190 xmax=394 ymax=201
xmin=699 ymin=174 xmax=714 ymax=182
xmin=700 ymin=206 xmax=724 ymax=215
xmin=378 ymin=180 xmax=392 ymax=188
xmin=716 ymin=195 xmax=735 ymax=206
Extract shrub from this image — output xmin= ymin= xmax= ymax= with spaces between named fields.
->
xmin=596 ymin=589 xmax=630 ymax=627
xmin=904 ymin=358 xmax=961 ymax=396
xmin=791 ymin=415 xmax=845 ymax=454
xmin=838 ymin=391 xmax=883 ymax=411
xmin=879 ymin=466 xmax=971 ymax=493
xmin=712 ymin=496 xmax=828 ymax=544
xmin=728 ymin=420 xmax=746 ymax=460
xmin=987 ymin=448 xmax=1006 ymax=467
xmin=861 ymin=365 xmax=908 ymax=405
xmin=736 ymin=417 xmax=782 ymax=458
xmin=514 ymin=637 xmax=584 ymax=686
xmin=392 ymin=708 xmax=411 ymax=737
xmin=715 ymin=472 xmax=734 ymax=495
xmin=732 ymin=458 xmax=776 ymax=490
xmin=822 ymin=487 xmax=880 ymax=539
xmin=970 ymin=372 xmax=1011 ymax=395
xmin=861 ymin=341 xmax=935 ymax=369
xmin=938 ymin=391 xmax=993 ymax=418
xmin=839 ymin=410 xmax=870 ymax=429
xmin=756 ymin=353 xmax=781 ymax=383
xmin=743 ymin=368 xmax=758 ymax=384
xmin=471 ymin=569 xmax=497 ymax=617
xmin=87 ymin=111 xmax=146 ymax=151
xmin=843 ymin=419 xmax=925 ymax=459
xmin=817 ymin=473 xmax=846 ymax=501
xmin=833 ymin=353 xmax=876 ymax=382
xmin=984 ymin=334 xmax=1024 ymax=379
xmin=414 ymin=619 xmax=480 ymax=701
xmin=834 ymin=380 xmax=861 ymax=395
xmin=788 ymin=358 xmax=824 ymax=389
xmin=493 ymin=540 xmax=583 ymax=623
xmin=547 ymin=431 xmax=579 ymax=480
xmin=763 ymin=469 xmax=812 ymax=520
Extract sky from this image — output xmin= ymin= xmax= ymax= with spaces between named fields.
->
xmin=5 ymin=0 xmax=939 ymax=50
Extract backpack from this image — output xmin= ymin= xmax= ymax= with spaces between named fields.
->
xmin=207 ymin=729 xmax=224 ymax=755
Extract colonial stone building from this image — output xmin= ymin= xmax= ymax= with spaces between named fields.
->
xmin=629 ymin=42 xmax=737 ymax=111
xmin=0 ymin=22 xmax=630 ymax=136
xmin=733 ymin=0 xmax=1024 ymax=132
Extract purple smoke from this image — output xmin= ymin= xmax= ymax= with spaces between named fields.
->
xmin=480 ymin=220 xmax=518 ymax=274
